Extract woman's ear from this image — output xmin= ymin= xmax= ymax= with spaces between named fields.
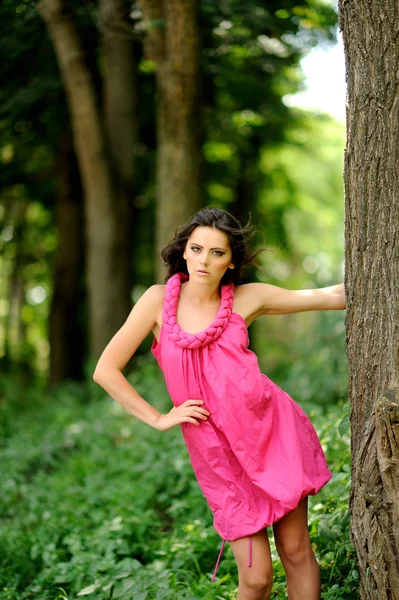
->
xmin=229 ymin=264 xmax=235 ymax=269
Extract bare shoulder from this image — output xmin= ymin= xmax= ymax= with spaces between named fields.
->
xmin=94 ymin=284 xmax=166 ymax=373
xmin=234 ymin=282 xmax=263 ymax=299
xmin=233 ymin=283 xmax=266 ymax=325
xmin=140 ymin=284 xmax=166 ymax=305
xmin=136 ymin=284 xmax=165 ymax=324
xmin=113 ymin=283 xmax=166 ymax=341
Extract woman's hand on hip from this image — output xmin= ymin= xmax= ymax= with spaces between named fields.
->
xmin=154 ymin=399 xmax=210 ymax=431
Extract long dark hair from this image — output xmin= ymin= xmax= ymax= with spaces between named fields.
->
xmin=161 ymin=207 xmax=264 ymax=285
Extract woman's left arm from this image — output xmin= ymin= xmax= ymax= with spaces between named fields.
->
xmin=248 ymin=282 xmax=346 ymax=315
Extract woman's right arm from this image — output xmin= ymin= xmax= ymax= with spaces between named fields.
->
xmin=93 ymin=285 xmax=210 ymax=431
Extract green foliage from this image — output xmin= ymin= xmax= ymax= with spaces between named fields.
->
xmin=0 ymin=361 xmax=357 ymax=599
xmin=242 ymin=114 xmax=346 ymax=407
xmin=0 ymin=0 xmax=342 ymax=378
xmin=258 ymin=114 xmax=345 ymax=256
xmin=252 ymin=309 xmax=347 ymax=408
xmin=201 ymin=0 xmax=337 ymax=217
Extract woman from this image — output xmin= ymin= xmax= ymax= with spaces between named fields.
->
xmin=94 ymin=207 xmax=346 ymax=600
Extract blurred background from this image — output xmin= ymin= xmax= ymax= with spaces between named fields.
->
xmin=0 ymin=0 xmax=346 ymax=399
xmin=0 ymin=1 xmax=356 ymax=599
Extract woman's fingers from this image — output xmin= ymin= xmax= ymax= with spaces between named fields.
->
xmin=183 ymin=398 xmax=207 ymax=407
xmin=182 ymin=417 xmax=201 ymax=426
xmin=184 ymin=408 xmax=210 ymax=422
xmin=155 ymin=399 xmax=211 ymax=431
xmin=184 ymin=399 xmax=210 ymax=416
xmin=191 ymin=409 xmax=209 ymax=420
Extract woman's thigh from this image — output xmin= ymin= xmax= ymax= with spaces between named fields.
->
xmin=230 ymin=529 xmax=273 ymax=586
xmin=272 ymin=497 xmax=313 ymax=559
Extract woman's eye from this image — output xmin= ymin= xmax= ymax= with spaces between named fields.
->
xmin=190 ymin=247 xmax=224 ymax=256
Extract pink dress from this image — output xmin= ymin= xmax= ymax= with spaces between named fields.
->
xmin=151 ymin=272 xmax=332 ymax=577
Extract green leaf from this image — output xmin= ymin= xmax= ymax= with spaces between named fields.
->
xmin=134 ymin=593 xmax=148 ymax=600
xmin=155 ymin=591 xmax=170 ymax=600
xmin=112 ymin=578 xmax=137 ymax=599
xmin=77 ymin=583 xmax=100 ymax=596
xmin=338 ymin=412 xmax=350 ymax=437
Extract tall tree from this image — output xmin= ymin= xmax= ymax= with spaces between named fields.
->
xmin=5 ymin=196 xmax=27 ymax=364
xmin=49 ymin=133 xmax=85 ymax=384
xmin=339 ymin=0 xmax=399 ymax=597
xmin=100 ymin=0 xmax=139 ymax=310
xmin=37 ymin=0 xmax=131 ymax=358
xmin=138 ymin=0 xmax=203 ymax=279
xmin=0 ymin=0 xmax=338 ymax=377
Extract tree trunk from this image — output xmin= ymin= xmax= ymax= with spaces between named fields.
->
xmin=100 ymin=0 xmax=139 ymax=312
xmin=49 ymin=133 xmax=85 ymax=385
xmin=7 ymin=197 xmax=27 ymax=363
xmin=139 ymin=0 xmax=203 ymax=280
xmin=339 ymin=0 xmax=399 ymax=596
xmin=233 ymin=132 xmax=263 ymax=226
xmin=37 ymin=0 xmax=130 ymax=358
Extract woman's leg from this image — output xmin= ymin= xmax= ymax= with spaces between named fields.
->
xmin=230 ymin=530 xmax=273 ymax=600
xmin=272 ymin=497 xmax=320 ymax=600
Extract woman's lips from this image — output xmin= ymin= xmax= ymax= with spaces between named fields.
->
xmin=197 ymin=270 xmax=210 ymax=275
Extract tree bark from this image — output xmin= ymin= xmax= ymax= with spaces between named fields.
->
xmin=100 ymin=0 xmax=139 ymax=313
xmin=49 ymin=133 xmax=85 ymax=385
xmin=233 ymin=132 xmax=263 ymax=227
xmin=339 ymin=0 xmax=399 ymax=596
xmin=139 ymin=0 xmax=203 ymax=280
xmin=7 ymin=197 xmax=27 ymax=363
xmin=37 ymin=0 xmax=130 ymax=358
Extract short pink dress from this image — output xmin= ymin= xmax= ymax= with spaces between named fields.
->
xmin=151 ymin=272 xmax=332 ymax=578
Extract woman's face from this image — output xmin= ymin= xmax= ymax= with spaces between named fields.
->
xmin=183 ymin=226 xmax=234 ymax=283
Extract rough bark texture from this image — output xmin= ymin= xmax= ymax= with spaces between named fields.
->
xmin=339 ymin=0 xmax=399 ymax=596
xmin=100 ymin=0 xmax=140 ymax=318
xmin=37 ymin=0 xmax=130 ymax=358
xmin=139 ymin=0 xmax=203 ymax=280
xmin=49 ymin=133 xmax=85 ymax=385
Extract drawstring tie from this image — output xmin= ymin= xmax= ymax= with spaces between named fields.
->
xmin=211 ymin=540 xmax=225 ymax=582
xmin=212 ymin=535 xmax=252 ymax=582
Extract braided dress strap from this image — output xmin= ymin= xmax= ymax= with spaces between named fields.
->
xmin=163 ymin=272 xmax=234 ymax=349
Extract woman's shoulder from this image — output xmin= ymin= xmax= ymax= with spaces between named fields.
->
xmin=133 ymin=284 xmax=166 ymax=313
xmin=234 ymin=282 xmax=258 ymax=292
xmin=135 ymin=285 xmax=166 ymax=330
xmin=232 ymin=282 xmax=265 ymax=324
xmin=234 ymin=282 xmax=263 ymax=301
xmin=141 ymin=284 xmax=166 ymax=305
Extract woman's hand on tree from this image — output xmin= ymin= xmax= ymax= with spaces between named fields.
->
xmin=154 ymin=399 xmax=210 ymax=431
xmin=335 ymin=282 xmax=347 ymax=309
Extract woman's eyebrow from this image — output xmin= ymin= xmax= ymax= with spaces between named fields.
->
xmin=189 ymin=243 xmax=227 ymax=251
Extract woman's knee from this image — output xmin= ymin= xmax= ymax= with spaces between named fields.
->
xmin=240 ymin=570 xmax=273 ymax=598
xmin=231 ymin=531 xmax=273 ymax=599
xmin=275 ymin=536 xmax=315 ymax=568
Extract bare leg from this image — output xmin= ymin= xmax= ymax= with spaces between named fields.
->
xmin=230 ymin=530 xmax=273 ymax=600
xmin=273 ymin=497 xmax=320 ymax=600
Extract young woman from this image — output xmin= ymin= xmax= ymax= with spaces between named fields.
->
xmin=94 ymin=207 xmax=346 ymax=600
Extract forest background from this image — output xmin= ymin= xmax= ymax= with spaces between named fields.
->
xmin=0 ymin=0 xmax=356 ymax=599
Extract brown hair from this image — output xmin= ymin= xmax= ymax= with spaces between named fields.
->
xmin=161 ymin=207 xmax=264 ymax=285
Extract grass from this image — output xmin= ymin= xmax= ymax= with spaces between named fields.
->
xmin=0 ymin=360 xmax=358 ymax=599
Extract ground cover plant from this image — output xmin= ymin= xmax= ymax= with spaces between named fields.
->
xmin=0 ymin=360 xmax=358 ymax=599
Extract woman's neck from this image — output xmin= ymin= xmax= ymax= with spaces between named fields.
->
xmin=181 ymin=279 xmax=221 ymax=305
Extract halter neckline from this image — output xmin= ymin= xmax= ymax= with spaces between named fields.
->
xmin=163 ymin=272 xmax=234 ymax=349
